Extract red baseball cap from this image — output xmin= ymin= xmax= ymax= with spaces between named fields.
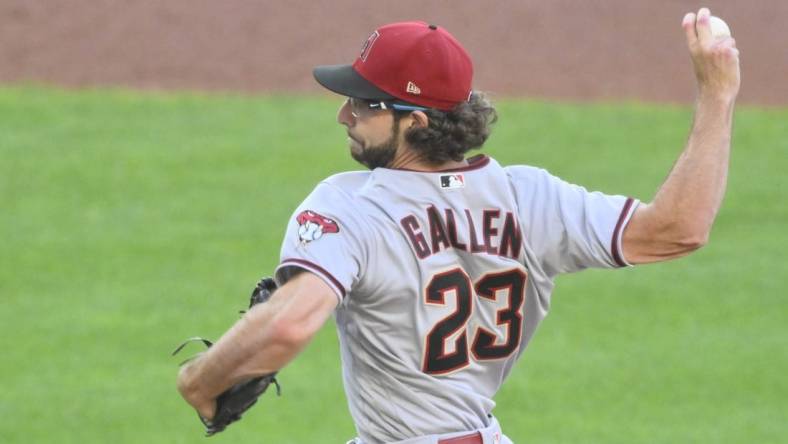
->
xmin=313 ymin=21 xmax=473 ymax=111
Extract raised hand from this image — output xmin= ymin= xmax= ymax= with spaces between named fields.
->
xmin=683 ymin=8 xmax=741 ymax=102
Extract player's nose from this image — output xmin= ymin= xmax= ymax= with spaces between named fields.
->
xmin=337 ymin=99 xmax=354 ymax=127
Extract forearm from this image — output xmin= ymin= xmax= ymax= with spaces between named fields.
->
xmin=177 ymin=307 xmax=290 ymax=402
xmin=176 ymin=306 xmax=292 ymax=418
xmin=622 ymin=9 xmax=740 ymax=264
xmin=651 ymin=94 xmax=734 ymax=240
xmin=176 ymin=273 xmax=337 ymax=418
xmin=624 ymin=96 xmax=735 ymax=263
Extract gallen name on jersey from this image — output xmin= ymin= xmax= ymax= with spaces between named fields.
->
xmin=400 ymin=206 xmax=522 ymax=260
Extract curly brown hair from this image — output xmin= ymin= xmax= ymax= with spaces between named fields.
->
xmin=401 ymin=92 xmax=497 ymax=164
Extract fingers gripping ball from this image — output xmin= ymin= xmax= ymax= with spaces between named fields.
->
xmin=173 ymin=277 xmax=282 ymax=437
xmin=683 ymin=8 xmax=740 ymax=99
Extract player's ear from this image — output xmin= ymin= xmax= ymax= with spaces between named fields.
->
xmin=409 ymin=110 xmax=429 ymax=129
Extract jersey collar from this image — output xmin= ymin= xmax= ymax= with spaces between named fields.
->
xmin=388 ymin=154 xmax=490 ymax=173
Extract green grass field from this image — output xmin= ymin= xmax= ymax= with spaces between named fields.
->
xmin=1 ymin=87 xmax=785 ymax=443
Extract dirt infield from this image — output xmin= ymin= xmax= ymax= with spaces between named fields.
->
xmin=0 ymin=0 xmax=785 ymax=105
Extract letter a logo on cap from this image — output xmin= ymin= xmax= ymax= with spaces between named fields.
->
xmin=359 ymin=31 xmax=380 ymax=62
xmin=406 ymin=81 xmax=421 ymax=95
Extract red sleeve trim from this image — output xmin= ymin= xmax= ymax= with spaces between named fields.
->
xmin=611 ymin=198 xmax=635 ymax=268
xmin=278 ymin=258 xmax=347 ymax=299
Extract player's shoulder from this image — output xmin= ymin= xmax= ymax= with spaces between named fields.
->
xmin=318 ymin=171 xmax=371 ymax=194
xmin=504 ymin=164 xmax=556 ymax=185
xmin=298 ymin=171 xmax=371 ymax=220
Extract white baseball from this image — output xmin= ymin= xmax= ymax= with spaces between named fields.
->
xmin=709 ymin=16 xmax=731 ymax=38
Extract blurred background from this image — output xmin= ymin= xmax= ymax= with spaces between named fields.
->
xmin=2 ymin=0 xmax=786 ymax=105
xmin=1 ymin=1 xmax=785 ymax=443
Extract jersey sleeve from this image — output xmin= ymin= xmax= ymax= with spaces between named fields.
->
xmin=275 ymin=182 xmax=367 ymax=304
xmin=507 ymin=166 xmax=639 ymax=275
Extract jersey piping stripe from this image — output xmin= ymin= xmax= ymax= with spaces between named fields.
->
xmin=392 ymin=155 xmax=491 ymax=173
xmin=611 ymin=197 xmax=636 ymax=267
xmin=278 ymin=258 xmax=347 ymax=300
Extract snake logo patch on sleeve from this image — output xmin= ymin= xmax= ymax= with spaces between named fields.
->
xmin=296 ymin=210 xmax=339 ymax=243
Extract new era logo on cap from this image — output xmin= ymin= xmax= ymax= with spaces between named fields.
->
xmin=406 ymin=81 xmax=421 ymax=95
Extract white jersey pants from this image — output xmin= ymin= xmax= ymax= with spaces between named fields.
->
xmin=347 ymin=415 xmax=513 ymax=444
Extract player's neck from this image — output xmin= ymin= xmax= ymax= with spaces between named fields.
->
xmin=387 ymin=147 xmax=467 ymax=172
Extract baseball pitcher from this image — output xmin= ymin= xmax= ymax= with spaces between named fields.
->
xmin=177 ymin=8 xmax=739 ymax=443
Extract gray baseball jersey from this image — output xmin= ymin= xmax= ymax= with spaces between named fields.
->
xmin=276 ymin=155 xmax=638 ymax=444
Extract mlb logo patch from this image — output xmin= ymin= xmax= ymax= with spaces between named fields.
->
xmin=440 ymin=174 xmax=465 ymax=190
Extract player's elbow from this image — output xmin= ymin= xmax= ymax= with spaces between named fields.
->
xmin=267 ymin=313 xmax=320 ymax=349
xmin=623 ymin=205 xmax=712 ymax=263
xmin=679 ymin=215 xmax=714 ymax=247
xmin=663 ymin=222 xmax=710 ymax=255
xmin=647 ymin=204 xmax=712 ymax=252
xmin=674 ymin=231 xmax=708 ymax=253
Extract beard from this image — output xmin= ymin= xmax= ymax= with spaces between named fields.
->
xmin=349 ymin=118 xmax=401 ymax=170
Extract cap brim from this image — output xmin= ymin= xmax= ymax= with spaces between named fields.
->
xmin=313 ymin=64 xmax=395 ymax=101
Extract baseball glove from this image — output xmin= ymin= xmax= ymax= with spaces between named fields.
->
xmin=173 ymin=277 xmax=282 ymax=437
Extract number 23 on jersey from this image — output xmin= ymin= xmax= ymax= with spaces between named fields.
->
xmin=423 ymin=268 xmax=527 ymax=375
